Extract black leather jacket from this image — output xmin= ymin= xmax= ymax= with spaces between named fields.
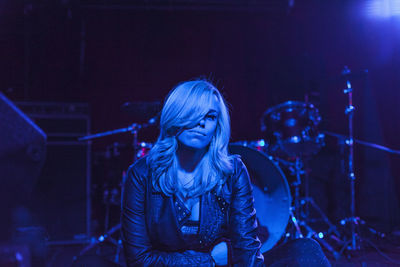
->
xmin=121 ymin=156 xmax=264 ymax=266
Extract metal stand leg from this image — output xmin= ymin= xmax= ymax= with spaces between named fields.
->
xmin=74 ymin=224 xmax=122 ymax=261
xmin=289 ymin=209 xmax=304 ymax=238
xmin=286 ymin=157 xmax=341 ymax=259
xmin=337 ymin=67 xmax=386 ymax=256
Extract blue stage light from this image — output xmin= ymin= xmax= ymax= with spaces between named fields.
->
xmin=365 ymin=0 xmax=400 ymax=18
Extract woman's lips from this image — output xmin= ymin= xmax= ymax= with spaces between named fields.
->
xmin=188 ymin=130 xmax=206 ymax=136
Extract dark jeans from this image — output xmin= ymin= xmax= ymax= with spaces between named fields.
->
xmin=72 ymin=238 xmax=330 ymax=267
xmin=263 ymin=238 xmax=331 ymax=267
xmin=72 ymin=255 xmax=120 ymax=267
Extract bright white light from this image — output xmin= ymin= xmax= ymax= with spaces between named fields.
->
xmin=365 ymin=0 xmax=400 ymax=18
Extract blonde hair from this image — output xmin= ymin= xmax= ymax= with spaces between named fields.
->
xmin=147 ymin=79 xmax=235 ymax=197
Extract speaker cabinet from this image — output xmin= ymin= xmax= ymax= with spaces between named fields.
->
xmin=0 ymin=93 xmax=46 ymax=240
xmin=16 ymin=102 xmax=91 ymax=243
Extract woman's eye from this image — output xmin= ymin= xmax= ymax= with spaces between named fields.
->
xmin=205 ymin=114 xmax=217 ymax=120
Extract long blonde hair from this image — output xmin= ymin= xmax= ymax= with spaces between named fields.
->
xmin=147 ymin=79 xmax=235 ymax=197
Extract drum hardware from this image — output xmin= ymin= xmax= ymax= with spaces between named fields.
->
xmin=231 ymin=139 xmax=267 ymax=152
xmin=73 ymin=223 xmax=122 ymax=263
xmin=288 ymin=208 xmax=303 ymax=238
xmin=338 ymin=67 xmax=372 ymax=253
xmin=342 ymin=66 xmax=361 ymax=252
xmin=260 ymin=99 xmax=341 ymax=257
xmin=323 ymin=131 xmax=400 ymax=156
xmin=261 ymin=101 xmax=325 ymax=158
xmin=283 ymin=156 xmax=341 ymax=258
xmin=78 ymin=118 xmax=156 ymax=159
xmin=231 ymin=139 xmax=340 ymax=256
xmin=77 ymin=119 xmax=155 ymax=263
xmin=326 ymin=67 xmax=400 ymax=257
xmin=291 ymin=158 xmax=303 ymax=219
xmin=324 ymin=130 xmax=398 ymax=246
xmin=103 ymin=186 xmax=120 ymax=231
xmin=288 ymin=207 xmax=339 ymax=259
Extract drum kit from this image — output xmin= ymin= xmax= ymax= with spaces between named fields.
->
xmin=230 ymin=100 xmax=335 ymax=254
xmin=76 ymin=70 xmax=400 ymax=262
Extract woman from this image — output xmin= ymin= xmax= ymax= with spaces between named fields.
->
xmin=121 ymin=79 xmax=264 ymax=266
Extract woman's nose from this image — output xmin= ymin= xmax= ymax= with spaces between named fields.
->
xmin=198 ymin=119 xmax=205 ymax=127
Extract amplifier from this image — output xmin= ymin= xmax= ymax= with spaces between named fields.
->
xmin=0 ymin=93 xmax=46 ymax=240
xmin=16 ymin=102 xmax=92 ymax=243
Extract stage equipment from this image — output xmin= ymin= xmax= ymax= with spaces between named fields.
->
xmin=260 ymin=100 xmax=341 ymax=257
xmin=276 ymin=156 xmax=341 ymax=258
xmin=0 ymin=93 xmax=47 ymax=240
xmin=261 ymin=101 xmax=325 ymax=158
xmin=330 ymin=67 xmax=399 ymax=255
xmin=343 ymin=66 xmax=358 ymax=251
xmin=0 ymin=244 xmax=31 ymax=266
xmin=16 ymin=101 xmax=91 ymax=243
xmin=77 ymin=117 xmax=155 ymax=263
xmin=323 ymin=131 xmax=400 ymax=156
xmin=229 ymin=144 xmax=291 ymax=253
xmin=80 ymin=101 xmax=158 ymax=162
xmin=99 ymin=141 xmax=152 ymax=232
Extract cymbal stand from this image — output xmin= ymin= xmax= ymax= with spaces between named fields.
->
xmin=292 ymin=158 xmax=304 ymax=223
xmin=76 ymin=121 xmax=152 ymax=262
xmin=337 ymin=67 xmax=382 ymax=254
xmin=320 ymin=68 xmax=400 ymax=262
xmin=73 ymin=223 xmax=121 ymax=261
xmin=336 ymin=67 xmax=386 ymax=257
xmin=342 ymin=66 xmax=359 ymax=250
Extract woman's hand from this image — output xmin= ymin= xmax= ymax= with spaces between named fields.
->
xmin=211 ymin=241 xmax=228 ymax=266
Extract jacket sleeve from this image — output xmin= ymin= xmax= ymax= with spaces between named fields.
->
xmin=229 ymin=159 xmax=264 ymax=266
xmin=121 ymin=163 xmax=215 ymax=267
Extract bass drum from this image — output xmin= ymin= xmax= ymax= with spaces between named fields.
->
xmin=229 ymin=144 xmax=291 ymax=253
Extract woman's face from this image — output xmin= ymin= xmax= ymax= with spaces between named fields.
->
xmin=177 ymin=95 xmax=219 ymax=151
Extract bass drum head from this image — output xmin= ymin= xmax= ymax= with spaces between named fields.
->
xmin=229 ymin=144 xmax=291 ymax=253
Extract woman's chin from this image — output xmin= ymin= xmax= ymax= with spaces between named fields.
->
xmin=183 ymin=143 xmax=208 ymax=151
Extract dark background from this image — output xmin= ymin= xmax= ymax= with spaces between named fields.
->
xmin=2 ymin=0 xmax=400 ymax=237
